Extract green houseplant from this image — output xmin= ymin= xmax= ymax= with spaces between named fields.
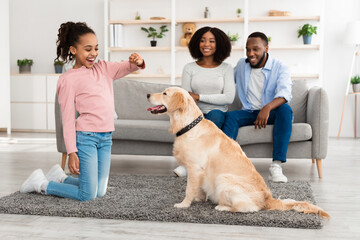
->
xmin=297 ymin=24 xmax=317 ymax=44
xmin=351 ymin=74 xmax=360 ymax=92
xmin=54 ymin=60 xmax=64 ymax=74
xmin=227 ymin=32 xmax=240 ymax=45
xmin=17 ymin=59 xmax=33 ymax=73
xmin=141 ymin=25 xmax=169 ymax=47
xmin=237 ymin=8 xmax=242 ymax=17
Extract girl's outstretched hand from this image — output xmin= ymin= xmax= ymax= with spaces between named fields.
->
xmin=68 ymin=152 xmax=80 ymax=175
xmin=129 ymin=53 xmax=144 ymax=67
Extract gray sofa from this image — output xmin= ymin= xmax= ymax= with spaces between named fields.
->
xmin=55 ymin=78 xmax=329 ymax=178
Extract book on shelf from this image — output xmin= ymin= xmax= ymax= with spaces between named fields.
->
xmin=109 ymin=24 xmax=123 ymax=47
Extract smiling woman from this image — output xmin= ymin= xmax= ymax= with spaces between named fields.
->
xmin=173 ymin=26 xmax=235 ymax=177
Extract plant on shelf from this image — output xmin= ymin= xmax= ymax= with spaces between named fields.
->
xmin=237 ymin=8 xmax=242 ymax=17
xmin=54 ymin=60 xmax=64 ymax=74
xmin=141 ymin=25 xmax=169 ymax=47
xmin=227 ymin=32 xmax=240 ymax=46
xmin=351 ymin=74 xmax=360 ymax=93
xmin=297 ymin=23 xmax=317 ymax=45
xmin=17 ymin=58 xmax=33 ymax=74
xmin=267 ymin=36 xmax=272 ymax=44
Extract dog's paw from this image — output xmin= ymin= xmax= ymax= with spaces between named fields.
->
xmin=174 ymin=202 xmax=190 ymax=208
xmin=215 ymin=205 xmax=231 ymax=212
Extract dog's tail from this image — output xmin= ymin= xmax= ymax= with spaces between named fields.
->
xmin=265 ymin=197 xmax=330 ymax=219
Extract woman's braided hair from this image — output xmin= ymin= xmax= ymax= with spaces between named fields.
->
xmin=55 ymin=21 xmax=95 ymax=63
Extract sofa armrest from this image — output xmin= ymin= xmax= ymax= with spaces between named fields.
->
xmin=55 ymin=94 xmax=67 ymax=154
xmin=306 ymin=87 xmax=329 ymax=159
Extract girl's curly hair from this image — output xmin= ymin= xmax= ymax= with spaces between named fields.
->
xmin=55 ymin=22 xmax=95 ymax=63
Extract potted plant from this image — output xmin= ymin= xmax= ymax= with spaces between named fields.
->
xmin=237 ymin=8 xmax=242 ymax=18
xmin=54 ymin=60 xmax=64 ymax=74
xmin=267 ymin=36 xmax=272 ymax=44
xmin=351 ymin=74 xmax=360 ymax=92
xmin=17 ymin=59 xmax=33 ymax=73
xmin=227 ymin=32 xmax=240 ymax=46
xmin=297 ymin=23 xmax=317 ymax=44
xmin=141 ymin=25 xmax=169 ymax=47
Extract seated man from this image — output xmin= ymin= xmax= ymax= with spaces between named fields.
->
xmin=222 ymin=32 xmax=293 ymax=183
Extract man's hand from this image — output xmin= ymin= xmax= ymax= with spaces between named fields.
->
xmin=254 ymin=97 xmax=287 ymax=129
xmin=68 ymin=152 xmax=80 ymax=175
xmin=254 ymin=105 xmax=271 ymax=129
xmin=188 ymin=92 xmax=199 ymax=102
xmin=129 ymin=53 xmax=144 ymax=67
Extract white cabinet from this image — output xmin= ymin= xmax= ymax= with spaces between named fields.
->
xmin=10 ymin=74 xmax=59 ymax=132
xmin=104 ymin=0 xmax=324 ymax=85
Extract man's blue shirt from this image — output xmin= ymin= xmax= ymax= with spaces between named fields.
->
xmin=234 ymin=55 xmax=292 ymax=111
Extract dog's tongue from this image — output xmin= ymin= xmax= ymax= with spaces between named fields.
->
xmin=147 ymin=105 xmax=163 ymax=111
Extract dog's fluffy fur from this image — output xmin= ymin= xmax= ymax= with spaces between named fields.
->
xmin=147 ymin=87 xmax=329 ymax=219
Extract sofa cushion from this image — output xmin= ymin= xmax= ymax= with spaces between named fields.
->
xmin=113 ymin=79 xmax=174 ymax=121
xmin=289 ymin=80 xmax=308 ymax=123
xmin=113 ymin=119 xmax=174 ymax=143
xmin=236 ymin=123 xmax=312 ymax=145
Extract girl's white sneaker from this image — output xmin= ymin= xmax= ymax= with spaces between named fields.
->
xmin=20 ymin=169 xmax=48 ymax=193
xmin=173 ymin=166 xmax=187 ymax=177
xmin=46 ymin=164 xmax=68 ymax=183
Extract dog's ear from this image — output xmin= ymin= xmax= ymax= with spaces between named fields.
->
xmin=169 ymin=92 xmax=187 ymax=112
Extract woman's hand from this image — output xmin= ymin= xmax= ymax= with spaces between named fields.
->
xmin=188 ymin=92 xmax=200 ymax=102
xmin=129 ymin=53 xmax=144 ymax=67
xmin=68 ymin=152 xmax=80 ymax=175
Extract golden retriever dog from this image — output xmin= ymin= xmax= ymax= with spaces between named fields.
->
xmin=147 ymin=87 xmax=329 ymax=219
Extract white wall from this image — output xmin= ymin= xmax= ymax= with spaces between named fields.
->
xmin=7 ymin=0 xmax=360 ymax=137
xmin=0 ymin=0 xmax=11 ymax=133
xmin=9 ymin=0 xmax=104 ymax=74
xmin=323 ymin=0 xmax=360 ymax=137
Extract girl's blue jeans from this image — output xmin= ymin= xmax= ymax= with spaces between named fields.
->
xmin=204 ymin=109 xmax=227 ymax=129
xmin=222 ymin=104 xmax=293 ymax=162
xmin=46 ymin=131 xmax=113 ymax=201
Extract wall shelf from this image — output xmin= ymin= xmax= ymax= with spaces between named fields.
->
xmin=249 ymin=16 xmax=320 ymax=22
xmin=109 ymin=47 xmax=171 ymax=52
xmin=109 ymin=19 xmax=171 ymax=25
xmin=105 ymin=0 xmax=324 ymax=84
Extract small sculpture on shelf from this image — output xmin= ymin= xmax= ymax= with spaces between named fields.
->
xmin=180 ymin=22 xmax=197 ymax=47
xmin=135 ymin=11 xmax=141 ymax=20
xmin=237 ymin=8 xmax=242 ymax=18
xmin=204 ymin=7 xmax=210 ymax=18
xmin=141 ymin=25 xmax=169 ymax=47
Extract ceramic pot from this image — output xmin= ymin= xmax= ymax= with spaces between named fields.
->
xmin=353 ymin=83 xmax=360 ymax=93
xmin=19 ymin=64 xmax=31 ymax=74
xmin=150 ymin=40 xmax=157 ymax=47
xmin=302 ymin=34 xmax=312 ymax=45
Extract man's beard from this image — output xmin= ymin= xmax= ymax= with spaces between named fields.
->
xmin=249 ymin=52 xmax=267 ymax=68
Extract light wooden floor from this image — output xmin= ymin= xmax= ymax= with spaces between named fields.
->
xmin=0 ymin=133 xmax=359 ymax=239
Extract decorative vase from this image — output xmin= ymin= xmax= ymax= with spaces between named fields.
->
xmin=230 ymin=41 xmax=237 ymax=46
xmin=19 ymin=64 xmax=31 ymax=74
xmin=353 ymin=83 xmax=360 ymax=93
xmin=150 ymin=40 xmax=157 ymax=47
xmin=54 ymin=64 xmax=63 ymax=74
xmin=302 ymin=34 xmax=312 ymax=45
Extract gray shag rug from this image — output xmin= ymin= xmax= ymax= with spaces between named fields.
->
xmin=0 ymin=175 xmax=323 ymax=229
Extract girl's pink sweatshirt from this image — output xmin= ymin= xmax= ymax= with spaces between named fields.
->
xmin=57 ymin=60 xmax=143 ymax=154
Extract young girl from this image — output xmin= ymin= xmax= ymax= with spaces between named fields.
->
xmin=20 ymin=21 xmax=145 ymax=201
xmin=173 ymin=26 xmax=235 ymax=177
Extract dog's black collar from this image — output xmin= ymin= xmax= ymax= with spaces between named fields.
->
xmin=176 ymin=115 xmax=203 ymax=137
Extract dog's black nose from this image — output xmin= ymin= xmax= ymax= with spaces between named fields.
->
xmin=147 ymin=94 xmax=150 ymax=99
